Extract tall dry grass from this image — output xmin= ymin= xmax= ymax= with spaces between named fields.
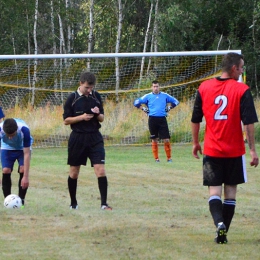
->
xmin=3 ymin=99 xmax=260 ymax=146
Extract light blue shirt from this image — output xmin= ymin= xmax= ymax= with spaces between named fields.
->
xmin=0 ymin=107 xmax=5 ymax=119
xmin=133 ymin=92 xmax=179 ymax=116
xmin=0 ymin=118 xmax=33 ymax=150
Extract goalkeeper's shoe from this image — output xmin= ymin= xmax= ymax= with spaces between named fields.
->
xmin=167 ymin=158 xmax=173 ymax=163
xmin=214 ymin=222 xmax=227 ymax=244
xmin=155 ymin=159 xmax=160 ymax=163
xmin=101 ymin=204 xmax=112 ymax=210
xmin=70 ymin=204 xmax=78 ymax=210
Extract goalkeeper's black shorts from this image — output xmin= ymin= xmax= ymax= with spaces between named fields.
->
xmin=67 ymin=131 xmax=105 ymax=167
xmin=148 ymin=116 xmax=170 ymax=140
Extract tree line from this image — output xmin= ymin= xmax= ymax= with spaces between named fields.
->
xmin=0 ymin=0 xmax=259 ymax=95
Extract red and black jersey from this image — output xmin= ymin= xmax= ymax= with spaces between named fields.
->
xmin=191 ymin=77 xmax=258 ymax=157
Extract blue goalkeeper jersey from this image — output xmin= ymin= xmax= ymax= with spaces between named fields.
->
xmin=0 ymin=118 xmax=33 ymax=150
xmin=134 ymin=92 xmax=179 ymax=117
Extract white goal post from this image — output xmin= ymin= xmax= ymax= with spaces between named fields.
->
xmin=0 ymin=50 xmax=241 ymax=147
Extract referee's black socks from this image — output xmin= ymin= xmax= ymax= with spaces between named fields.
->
xmin=68 ymin=176 xmax=78 ymax=206
xmin=98 ymin=176 xmax=108 ymax=206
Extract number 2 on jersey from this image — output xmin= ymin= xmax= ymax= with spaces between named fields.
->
xmin=214 ymin=95 xmax=228 ymax=120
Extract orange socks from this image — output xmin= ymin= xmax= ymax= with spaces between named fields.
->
xmin=152 ymin=142 xmax=172 ymax=160
xmin=164 ymin=142 xmax=172 ymax=160
xmin=151 ymin=142 xmax=159 ymax=159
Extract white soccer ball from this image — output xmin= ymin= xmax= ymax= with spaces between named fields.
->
xmin=4 ymin=194 xmax=22 ymax=209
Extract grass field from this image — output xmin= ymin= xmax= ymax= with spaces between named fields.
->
xmin=0 ymin=145 xmax=260 ymax=260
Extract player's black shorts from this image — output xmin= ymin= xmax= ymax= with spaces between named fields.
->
xmin=148 ymin=116 xmax=170 ymax=140
xmin=67 ymin=131 xmax=105 ymax=167
xmin=203 ymin=155 xmax=247 ymax=186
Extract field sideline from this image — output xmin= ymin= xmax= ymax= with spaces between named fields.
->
xmin=0 ymin=145 xmax=260 ymax=260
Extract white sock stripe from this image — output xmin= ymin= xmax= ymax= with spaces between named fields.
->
xmin=223 ymin=199 xmax=236 ymax=206
xmin=208 ymin=195 xmax=221 ymax=202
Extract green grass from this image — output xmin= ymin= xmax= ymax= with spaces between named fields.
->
xmin=0 ymin=145 xmax=260 ymax=260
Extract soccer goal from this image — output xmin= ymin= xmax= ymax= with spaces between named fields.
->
xmin=0 ymin=50 xmax=241 ymax=147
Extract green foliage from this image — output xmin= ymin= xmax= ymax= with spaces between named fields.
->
xmin=254 ymin=124 xmax=260 ymax=142
xmin=0 ymin=0 xmax=260 ymax=92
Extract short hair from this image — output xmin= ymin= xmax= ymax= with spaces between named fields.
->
xmin=222 ymin=52 xmax=244 ymax=73
xmin=3 ymin=118 xmax=18 ymax=135
xmin=152 ymin=80 xmax=159 ymax=85
xmin=80 ymin=72 xmax=96 ymax=85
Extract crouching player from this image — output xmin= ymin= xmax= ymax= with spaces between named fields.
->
xmin=0 ymin=118 xmax=33 ymax=207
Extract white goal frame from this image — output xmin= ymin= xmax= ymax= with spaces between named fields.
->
xmin=0 ymin=50 xmax=242 ymax=148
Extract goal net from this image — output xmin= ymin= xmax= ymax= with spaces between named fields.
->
xmin=0 ymin=50 xmax=241 ymax=148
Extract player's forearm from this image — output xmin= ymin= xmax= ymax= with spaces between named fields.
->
xmin=23 ymin=148 xmax=31 ymax=177
xmin=244 ymin=124 xmax=256 ymax=151
xmin=191 ymin=122 xmax=200 ymax=144
xmin=96 ymin=114 xmax=104 ymax=122
xmin=64 ymin=115 xmax=84 ymax=125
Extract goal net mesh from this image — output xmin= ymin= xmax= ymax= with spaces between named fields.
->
xmin=0 ymin=51 xmax=235 ymax=148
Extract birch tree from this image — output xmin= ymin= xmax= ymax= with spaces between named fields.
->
xmin=25 ymin=4 xmax=32 ymax=95
xmin=139 ymin=1 xmax=154 ymax=87
xmin=147 ymin=0 xmax=159 ymax=76
xmin=65 ymin=0 xmax=72 ymax=53
xmin=58 ymin=13 xmax=66 ymax=102
xmin=87 ymin=0 xmax=94 ymax=70
xmin=31 ymin=0 xmax=39 ymax=106
xmin=250 ymin=0 xmax=259 ymax=97
xmin=51 ymin=0 xmax=59 ymax=97
xmin=115 ymin=0 xmax=125 ymax=102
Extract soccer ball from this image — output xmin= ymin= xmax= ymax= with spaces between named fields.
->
xmin=4 ymin=194 xmax=22 ymax=209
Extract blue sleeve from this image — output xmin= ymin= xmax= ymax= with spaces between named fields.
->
xmin=21 ymin=126 xmax=31 ymax=147
xmin=167 ymin=95 xmax=179 ymax=108
xmin=133 ymin=94 xmax=149 ymax=108
xmin=0 ymin=107 xmax=5 ymax=119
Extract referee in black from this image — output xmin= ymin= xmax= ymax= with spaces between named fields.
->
xmin=63 ymin=71 xmax=112 ymax=210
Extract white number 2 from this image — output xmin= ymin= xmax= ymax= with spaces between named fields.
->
xmin=214 ymin=95 xmax=228 ymax=120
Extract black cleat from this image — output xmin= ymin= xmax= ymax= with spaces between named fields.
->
xmin=214 ymin=222 xmax=227 ymax=244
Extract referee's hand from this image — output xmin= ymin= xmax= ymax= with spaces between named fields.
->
xmin=82 ymin=113 xmax=94 ymax=121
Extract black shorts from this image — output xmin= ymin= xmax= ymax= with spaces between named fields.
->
xmin=203 ymin=155 xmax=247 ymax=186
xmin=148 ymin=116 xmax=170 ymax=140
xmin=67 ymin=131 xmax=105 ymax=167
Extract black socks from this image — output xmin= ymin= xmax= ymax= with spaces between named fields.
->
xmin=68 ymin=176 xmax=108 ymax=207
xmin=209 ymin=196 xmax=224 ymax=227
xmin=98 ymin=176 xmax=108 ymax=206
xmin=2 ymin=173 xmax=11 ymax=197
xmin=68 ymin=176 xmax=78 ymax=206
xmin=209 ymin=196 xmax=236 ymax=232
xmin=222 ymin=199 xmax=236 ymax=232
xmin=18 ymin=173 xmax=28 ymax=204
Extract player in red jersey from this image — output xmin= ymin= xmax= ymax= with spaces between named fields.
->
xmin=191 ymin=52 xmax=259 ymax=244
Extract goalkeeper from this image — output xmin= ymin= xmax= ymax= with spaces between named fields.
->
xmin=133 ymin=80 xmax=179 ymax=162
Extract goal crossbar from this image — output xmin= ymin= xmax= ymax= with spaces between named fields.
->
xmin=0 ymin=50 xmax=241 ymax=60
xmin=0 ymin=50 xmax=241 ymax=147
